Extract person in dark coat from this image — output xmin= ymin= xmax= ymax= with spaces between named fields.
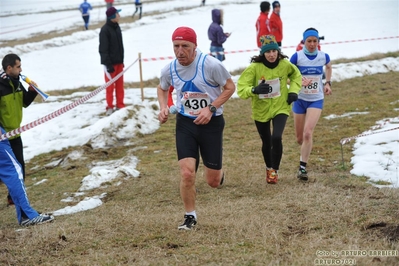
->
xmin=207 ymin=9 xmax=230 ymax=62
xmin=99 ymin=7 xmax=125 ymax=115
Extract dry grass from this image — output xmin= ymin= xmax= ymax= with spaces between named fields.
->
xmin=1 ymin=3 xmax=399 ymax=265
xmin=0 ymin=68 xmax=398 ymax=265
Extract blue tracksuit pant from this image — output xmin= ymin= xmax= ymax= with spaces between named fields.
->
xmin=0 ymin=127 xmax=39 ymax=224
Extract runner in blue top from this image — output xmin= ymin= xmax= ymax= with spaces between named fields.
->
xmin=79 ymin=0 xmax=93 ymax=30
xmin=157 ymin=27 xmax=235 ymax=231
xmin=132 ymin=0 xmax=143 ymax=19
xmin=290 ymin=27 xmax=332 ymax=181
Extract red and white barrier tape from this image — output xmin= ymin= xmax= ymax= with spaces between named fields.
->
xmin=141 ymin=56 xmax=175 ymax=62
xmin=0 ymin=58 xmax=138 ymax=141
xmin=142 ymin=36 xmax=399 ymax=62
xmin=340 ymin=117 xmax=399 ymax=145
xmin=2 ymin=35 xmax=397 ymax=140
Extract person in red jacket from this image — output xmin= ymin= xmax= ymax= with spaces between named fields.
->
xmin=269 ymin=1 xmax=283 ymax=47
xmin=255 ymin=2 xmax=271 ymax=48
xmin=105 ymin=0 xmax=113 ymax=9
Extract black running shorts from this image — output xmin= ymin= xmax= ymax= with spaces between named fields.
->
xmin=175 ymin=113 xmax=225 ymax=170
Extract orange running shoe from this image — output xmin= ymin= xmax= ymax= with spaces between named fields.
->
xmin=266 ymin=169 xmax=278 ymax=184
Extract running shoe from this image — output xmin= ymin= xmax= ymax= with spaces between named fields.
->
xmin=105 ymin=108 xmax=114 ymax=115
xmin=178 ymin=215 xmax=197 ymax=230
xmin=297 ymin=168 xmax=308 ymax=181
xmin=266 ymin=169 xmax=278 ymax=184
xmin=20 ymin=213 xmax=55 ymax=226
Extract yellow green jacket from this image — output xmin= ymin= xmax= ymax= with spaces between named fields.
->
xmin=0 ymin=75 xmax=37 ymax=139
xmin=237 ymin=58 xmax=302 ymax=122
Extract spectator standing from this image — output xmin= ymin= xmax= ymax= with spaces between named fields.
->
xmin=157 ymin=27 xmax=235 ymax=230
xmin=105 ymin=0 xmax=114 ymax=9
xmin=237 ymin=35 xmax=302 ymax=184
xmin=132 ymin=0 xmax=143 ymax=19
xmin=269 ymin=1 xmax=283 ymax=47
xmin=99 ymin=7 xmax=125 ymax=115
xmin=79 ymin=0 xmax=93 ymax=30
xmin=255 ymin=1 xmax=271 ymax=48
xmin=208 ymin=9 xmax=231 ymax=62
xmin=0 ymin=54 xmax=38 ymax=205
xmin=200 ymin=0 xmax=206 ymax=6
xmin=289 ymin=28 xmax=332 ymax=181
xmin=1 ymin=126 xmax=55 ymax=226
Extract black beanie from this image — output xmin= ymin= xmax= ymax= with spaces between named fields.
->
xmin=272 ymin=1 xmax=280 ymax=9
xmin=260 ymin=1 xmax=270 ymax=12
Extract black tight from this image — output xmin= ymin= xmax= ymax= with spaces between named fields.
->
xmin=254 ymin=114 xmax=288 ymax=170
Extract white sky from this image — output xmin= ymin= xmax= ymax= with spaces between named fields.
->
xmin=0 ymin=0 xmax=398 ymax=216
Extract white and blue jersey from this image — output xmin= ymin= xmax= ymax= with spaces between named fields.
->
xmin=160 ymin=50 xmax=231 ymax=118
xmin=290 ymin=50 xmax=330 ymax=102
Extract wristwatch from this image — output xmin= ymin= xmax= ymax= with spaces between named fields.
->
xmin=324 ymin=81 xmax=332 ymax=87
xmin=209 ymin=104 xmax=217 ymax=113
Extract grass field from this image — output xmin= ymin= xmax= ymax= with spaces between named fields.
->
xmin=0 ymin=52 xmax=398 ymax=265
xmin=1 ymin=1 xmax=398 ymax=264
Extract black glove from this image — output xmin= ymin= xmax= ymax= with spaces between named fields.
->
xmin=287 ymin=93 xmax=298 ymax=105
xmin=107 ymin=65 xmax=115 ymax=73
xmin=252 ymin=81 xmax=271 ymax=94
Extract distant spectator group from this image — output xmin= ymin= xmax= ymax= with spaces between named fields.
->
xmin=256 ymin=1 xmax=283 ymax=48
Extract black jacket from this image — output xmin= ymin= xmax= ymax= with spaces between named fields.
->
xmin=99 ymin=20 xmax=124 ymax=67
